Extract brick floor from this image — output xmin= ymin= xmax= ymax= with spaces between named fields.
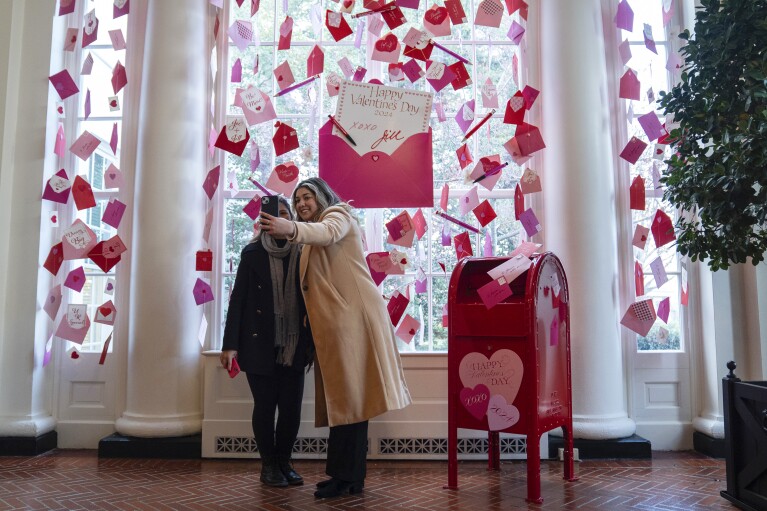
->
xmin=0 ymin=450 xmax=737 ymax=510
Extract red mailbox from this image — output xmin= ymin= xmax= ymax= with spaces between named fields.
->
xmin=445 ymin=252 xmax=577 ymax=504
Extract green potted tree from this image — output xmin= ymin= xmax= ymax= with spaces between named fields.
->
xmin=657 ymin=0 xmax=767 ymax=271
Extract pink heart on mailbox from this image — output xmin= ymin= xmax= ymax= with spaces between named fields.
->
xmin=459 ymin=384 xmax=491 ymax=420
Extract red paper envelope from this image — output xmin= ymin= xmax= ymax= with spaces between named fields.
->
xmin=111 ymin=61 xmax=127 ymax=94
xmin=424 ymin=4 xmax=451 ymax=36
xmin=49 ymin=69 xmax=79 ymax=100
xmin=381 ymin=6 xmax=407 ymax=29
xmin=43 ymin=242 xmax=65 ymax=276
xmin=88 ymin=239 xmax=123 ymax=273
xmin=505 ymin=0 xmax=527 ymax=17
xmin=454 ymin=232 xmax=473 ymax=260
xmin=203 ymin=165 xmax=220 ymax=200
xmin=503 ymin=92 xmax=526 ymax=124
xmin=215 ymin=118 xmax=250 ymax=156
xmin=242 ymin=197 xmax=262 ymax=220
xmin=228 ymin=357 xmax=241 ymax=378
xmin=318 ymin=120 xmax=433 ymax=207
xmin=394 ymin=314 xmax=420 ymax=344
xmin=445 ymin=0 xmax=468 ymax=24
xmin=114 ymin=0 xmax=130 ymax=18
xmin=403 ymin=39 xmax=434 ymax=61
xmin=514 ymin=184 xmax=524 ymax=220
xmin=94 ymin=300 xmax=116 ymax=326
xmin=412 ymin=209 xmax=427 ymax=239
xmin=387 ymin=290 xmax=410 ymax=326
xmin=62 ymin=219 xmax=98 ymax=260
xmin=325 ymin=10 xmax=354 ymax=41
xmin=514 ymin=122 xmax=546 ymax=156
xmin=620 ymin=136 xmax=647 ymax=164
xmin=473 ymin=200 xmax=497 ymax=227
xmin=196 ymin=250 xmax=213 ymax=271
xmin=72 ymin=175 xmax=96 ymax=211
xmin=521 ymin=85 xmax=539 ymax=109
xmin=278 ymin=16 xmax=293 ymax=50
xmin=630 ymin=175 xmax=646 ymax=210
xmin=449 ymin=61 xmax=471 ymax=90
xmin=456 ymin=143 xmax=473 ymax=169
xmin=42 ymin=169 xmax=71 ymax=204
xmin=307 ymin=44 xmax=325 ymax=76
xmin=651 ymin=209 xmax=676 ymax=248
xmin=619 ymin=69 xmax=640 ymax=100
xmin=635 ymin=261 xmax=644 ymax=296
xmin=272 ymin=122 xmax=299 ymax=156
xmin=265 ymin=161 xmax=299 ymax=195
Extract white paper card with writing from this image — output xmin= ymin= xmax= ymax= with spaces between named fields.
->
xmin=334 ymin=79 xmax=433 ymax=156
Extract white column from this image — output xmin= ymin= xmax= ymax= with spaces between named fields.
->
xmin=756 ymin=262 xmax=767 ymax=378
xmin=0 ymin=0 xmax=57 ymax=438
xmin=115 ymin=0 xmax=208 ymax=437
xmin=539 ymin=0 xmax=634 ymax=439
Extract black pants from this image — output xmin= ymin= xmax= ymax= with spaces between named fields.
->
xmin=326 ymin=420 xmax=368 ymax=482
xmin=246 ymin=366 xmax=305 ymax=459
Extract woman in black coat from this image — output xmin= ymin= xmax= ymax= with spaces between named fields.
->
xmin=220 ymin=195 xmax=313 ymax=488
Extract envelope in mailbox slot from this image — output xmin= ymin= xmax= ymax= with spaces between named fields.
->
xmin=319 ymin=80 xmax=434 ymax=208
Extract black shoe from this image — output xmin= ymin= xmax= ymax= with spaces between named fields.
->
xmin=260 ymin=457 xmax=289 ymax=487
xmin=278 ymin=458 xmax=303 ymax=486
xmin=316 ymin=477 xmax=364 ymax=490
xmin=313 ymin=478 xmax=364 ymax=498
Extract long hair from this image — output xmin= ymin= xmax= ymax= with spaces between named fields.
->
xmin=249 ymin=194 xmax=293 ymax=243
xmin=292 ymin=177 xmax=353 ymax=222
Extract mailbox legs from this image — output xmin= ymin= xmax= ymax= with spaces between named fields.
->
xmin=446 ymin=400 xmax=458 ymax=489
xmin=562 ymin=425 xmax=578 ymax=481
xmin=488 ymin=432 xmax=500 ymax=470
xmin=525 ymin=435 xmax=543 ymax=503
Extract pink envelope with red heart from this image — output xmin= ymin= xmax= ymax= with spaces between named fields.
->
xmin=237 ymin=87 xmax=277 ymax=126
xmin=394 ymin=314 xmax=420 ymax=344
xmin=318 ymin=119 xmax=433 ymax=208
xmin=424 ymin=4 xmax=451 ymax=36
xmin=265 ymin=161 xmax=299 ymax=196
xmin=94 ymin=300 xmax=116 ymax=326
xmin=371 ymin=32 xmax=401 ymax=64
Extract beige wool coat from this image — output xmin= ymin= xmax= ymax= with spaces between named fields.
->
xmin=291 ymin=205 xmax=412 ymax=427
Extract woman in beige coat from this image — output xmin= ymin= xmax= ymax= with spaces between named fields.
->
xmin=261 ymin=177 xmax=411 ymax=499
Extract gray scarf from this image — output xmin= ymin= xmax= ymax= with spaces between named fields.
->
xmin=260 ymin=233 xmax=301 ymax=366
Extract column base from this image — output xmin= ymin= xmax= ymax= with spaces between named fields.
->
xmin=548 ymin=434 xmax=651 ymax=459
xmin=0 ymin=431 xmax=57 ymax=455
xmin=98 ymin=433 xmax=201 ymax=459
xmin=693 ymin=431 xmax=725 ymax=459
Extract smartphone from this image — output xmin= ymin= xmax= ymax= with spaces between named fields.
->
xmin=228 ymin=357 xmax=241 ymax=379
xmin=260 ymin=195 xmax=280 ymax=218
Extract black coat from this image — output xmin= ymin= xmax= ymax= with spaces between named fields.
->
xmin=222 ymin=240 xmax=313 ymax=374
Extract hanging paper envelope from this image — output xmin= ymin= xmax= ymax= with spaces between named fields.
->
xmin=424 ymin=4 xmax=451 ymax=37
xmin=55 ymin=304 xmax=91 ymax=344
xmin=372 ymin=33 xmax=402 ymax=63
xmin=214 ymin=118 xmax=250 ymax=156
xmin=319 ymin=80 xmax=434 ymax=208
xmin=237 ymin=86 xmax=277 ymax=126
xmin=43 ymin=169 xmax=71 ymax=204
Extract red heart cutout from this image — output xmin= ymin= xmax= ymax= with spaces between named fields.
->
xmin=641 ymin=235 xmax=647 ymax=241
xmin=70 ymin=35 xmax=77 ymax=43
xmin=57 ymin=106 xmax=64 ymax=114
xmin=277 ymin=75 xmax=283 ymax=81
xmin=274 ymin=163 xmax=299 ymax=183
xmin=479 ymin=157 xmax=495 ymax=172
xmin=110 ymin=100 xmax=117 ymax=107
xmin=99 ymin=306 xmax=111 ymax=317
xmin=375 ymin=33 xmax=398 ymax=53
xmin=73 ymin=275 xmax=80 ymax=282
xmin=343 ymin=0 xmax=352 ymax=7
xmin=109 ymin=173 xmax=116 ymax=179
xmin=255 ymin=106 xmax=262 ymax=111
xmin=51 ymin=215 xmax=57 ymax=223
xmin=408 ymin=328 xmax=415 ymax=335
xmin=400 ymin=258 xmax=406 ymax=264
xmin=71 ymin=351 xmax=80 ymax=359
xmin=424 ymin=6 xmax=448 ymax=25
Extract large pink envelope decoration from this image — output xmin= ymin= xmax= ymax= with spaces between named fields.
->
xmin=320 ymin=80 xmax=434 ymax=208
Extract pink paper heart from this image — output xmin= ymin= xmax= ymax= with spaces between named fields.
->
xmin=487 ymin=395 xmax=520 ymax=431
xmin=459 ymin=349 xmax=524 ymax=405
xmin=372 ymin=155 xmax=379 ymax=162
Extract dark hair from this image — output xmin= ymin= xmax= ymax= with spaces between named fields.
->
xmin=292 ymin=177 xmax=350 ymax=222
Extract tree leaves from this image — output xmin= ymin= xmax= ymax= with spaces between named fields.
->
xmin=658 ymin=0 xmax=767 ymax=270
